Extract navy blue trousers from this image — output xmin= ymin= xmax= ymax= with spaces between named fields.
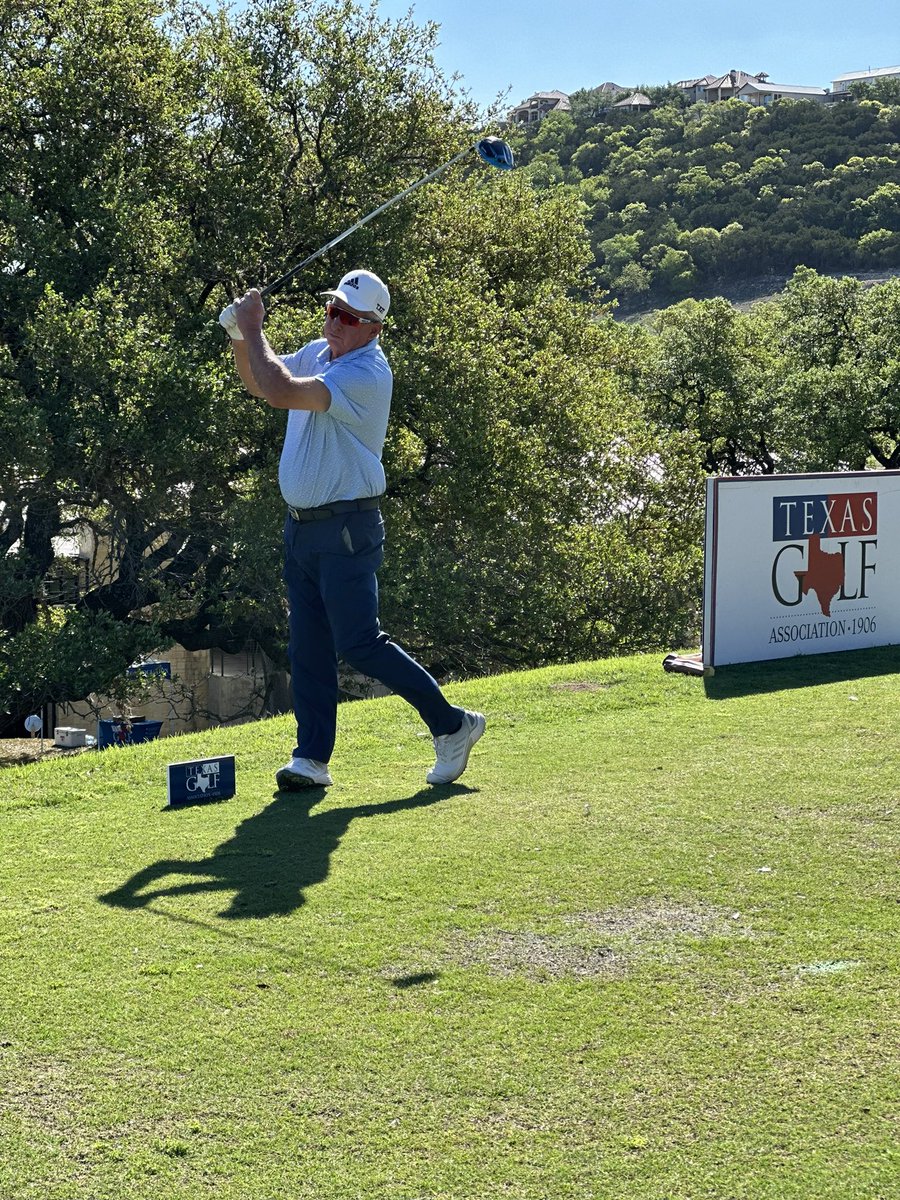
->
xmin=283 ymin=508 xmax=462 ymax=763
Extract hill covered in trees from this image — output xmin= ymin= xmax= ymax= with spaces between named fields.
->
xmin=509 ymin=91 xmax=900 ymax=306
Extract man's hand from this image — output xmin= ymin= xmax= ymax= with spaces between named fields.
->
xmin=218 ymin=303 xmax=243 ymax=340
xmin=233 ymin=289 xmax=266 ymax=339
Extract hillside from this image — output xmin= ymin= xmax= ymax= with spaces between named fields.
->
xmin=616 ymin=264 xmax=900 ymax=321
xmin=511 ymin=94 xmax=900 ymax=306
xmin=1 ymin=651 xmax=897 ymax=1198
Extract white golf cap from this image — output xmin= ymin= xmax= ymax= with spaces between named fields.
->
xmin=320 ymin=270 xmax=390 ymax=320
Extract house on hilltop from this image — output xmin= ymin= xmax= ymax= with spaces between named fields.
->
xmin=737 ymin=79 xmax=828 ymax=106
xmin=831 ymin=64 xmax=900 ymax=98
xmin=612 ymin=91 xmax=653 ymax=111
xmin=509 ymin=90 xmax=571 ymax=125
xmin=573 ymin=81 xmax=631 ymax=116
xmin=675 ymin=74 xmax=719 ymax=104
xmin=703 ymin=70 xmax=769 ymax=102
xmin=591 ymin=81 xmax=630 ymax=103
xmin=675 ymin=69 xmax=830 ymax=106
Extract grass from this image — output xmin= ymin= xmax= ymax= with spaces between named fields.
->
xmin=0 ymin=649 xmax=897 ymax=1199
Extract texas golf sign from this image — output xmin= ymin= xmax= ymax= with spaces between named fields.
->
xmin=702 ymin=470 xmax=900 ymax=667
xmin=167 ymin=756 xmax=236 ymax=807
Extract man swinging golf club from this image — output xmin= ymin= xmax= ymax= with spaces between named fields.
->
xmin=225 ymin=270 xmax=485 ymax=790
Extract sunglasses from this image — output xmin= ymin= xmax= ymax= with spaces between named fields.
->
xmin=324 ymin=302 xmax=381 ymax=327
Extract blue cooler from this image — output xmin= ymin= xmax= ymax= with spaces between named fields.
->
xmin=98 ymin=718 xmax=164 ymax=749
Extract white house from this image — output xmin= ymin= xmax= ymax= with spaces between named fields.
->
xmin=736 ymin=80 xmax=828 ymax=106
xmin=832 ymin=65 xmax=900 ymax=96
xmin=509 ymin=90 xmax=571 ymax=125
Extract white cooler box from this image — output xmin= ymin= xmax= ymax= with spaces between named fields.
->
xmin=54 ymin=727 xmax=87 ymax=748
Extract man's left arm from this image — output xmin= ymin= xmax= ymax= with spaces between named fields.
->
xmin=232 ymin=289 xmax=331 ymax=412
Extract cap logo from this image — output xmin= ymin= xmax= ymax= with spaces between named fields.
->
xmin=345 ymin=276 xmax=360 ymax=290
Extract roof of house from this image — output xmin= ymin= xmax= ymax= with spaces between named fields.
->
xmin=707 ymin=70 xmax=767 ymax=90
xmin=509 ymin=91 xmax=571 ymax=119
xmin=676 ymin=74 xmax=720 ymax=88
xmin=518 ymin=90 xmax=570 ymax=103
xmin=594 ymin=81 xmax=630 ymax=93
xmin=510 ymin=90 xmax=571 ymax=117
xmin=737 ymin=81 xmax=828 ymax=96
xmin=613 ymin=92 xmax=653 ymax=107
xmin=833 ymin=65 xmax=900 ymax=82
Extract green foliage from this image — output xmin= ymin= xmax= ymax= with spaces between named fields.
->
xmin=0 ymin=608 xmax=159 ymax=714
xmin=0 ymin=0 xmax=468 ymax=717
xmin=597 ymin=231 xmax=643 ymax=285
xmin=636 ymin=268 xmax=900 ymax=475
xmin=0 ymin=0 xmax=708 ymax=719
xmin=514 ymin=93 xmax=900 ymax=303
xmin=849 ymin=76 xmax=900 ymax=104
xmin=376 ymin=176 xmax=704 ymax=672
xmin=754 ymin=269 xmax=900 ymax=470
xmin=640 ymin=298 xmax=774 ymax=474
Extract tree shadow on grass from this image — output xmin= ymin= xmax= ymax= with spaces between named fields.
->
xmin=704 ymin=645 xmax=900 ymax=700
xmin=99 ymin=784 xmax=473 ymax=920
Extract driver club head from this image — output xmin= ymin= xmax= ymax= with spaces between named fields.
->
xmin=475 ymin=136 xmax=515 ymax=171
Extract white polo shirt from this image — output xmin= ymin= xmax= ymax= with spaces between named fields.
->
xmin=277 ymin=337 xmax=392 ymax=509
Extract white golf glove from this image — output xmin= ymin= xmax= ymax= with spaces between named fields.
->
xmin=218 ymin=303 xmax=244 ymax=340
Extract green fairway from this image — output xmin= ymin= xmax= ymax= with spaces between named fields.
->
xmin=0 ymin=651 xmax=897 ymax=1199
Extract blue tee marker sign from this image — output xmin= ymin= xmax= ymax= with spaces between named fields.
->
xmin=167 ymin=756 xmax=236 ymax=807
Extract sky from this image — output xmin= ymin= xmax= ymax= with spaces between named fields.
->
xmin=372 ymin=0 xmax=899 ymax=111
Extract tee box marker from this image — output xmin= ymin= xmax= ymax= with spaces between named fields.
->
xmin=166 ymin=756 xmax=236 ymax=807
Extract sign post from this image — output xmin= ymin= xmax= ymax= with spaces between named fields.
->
xmin=703 ymin=470 xmax=900 ymax=668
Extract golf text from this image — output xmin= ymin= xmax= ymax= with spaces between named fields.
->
xmin=186 ymin=761 xmax=221 ymax=793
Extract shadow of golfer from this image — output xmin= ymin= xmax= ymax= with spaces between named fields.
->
xmin=99 ymin=784 xmax=472 ymax=920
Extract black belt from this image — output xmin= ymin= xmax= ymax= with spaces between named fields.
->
xmin=287 ymin=495 xmax=383 ymax=522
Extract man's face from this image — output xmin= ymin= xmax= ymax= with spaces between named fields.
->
xmin=323 ymin=301 xmax=382 ymax=359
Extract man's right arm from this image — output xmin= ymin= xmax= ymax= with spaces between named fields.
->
xmin=230 ymin=339 xmax=267 ymax=398
xmin=226 ymin=289 xmax=330 ymax=411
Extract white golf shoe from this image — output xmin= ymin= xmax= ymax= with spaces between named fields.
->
xmin=275 ymin=757 xmax=333 ymax=791
xmin=426 ymin=710 xmax=486 ymax=785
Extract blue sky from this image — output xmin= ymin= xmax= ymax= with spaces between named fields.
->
xmin=372 ymin=0 xmax=897 ymax=111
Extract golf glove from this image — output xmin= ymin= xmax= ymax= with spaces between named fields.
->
xmin=218 ymin=303 xmax=244 ymax=341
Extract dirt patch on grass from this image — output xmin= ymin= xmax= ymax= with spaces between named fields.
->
xmin=451 ymin=930 xmax=624 ymax=980
xmin=450 ymin=900 xmax=746 ymax=981
xmin=0 ymin=739 xmax=93 ymax=768
xmin=0 ymin=1052 xmax=88 ymax=1138
xmin=571 ymin=899 xmax=741 ymax=942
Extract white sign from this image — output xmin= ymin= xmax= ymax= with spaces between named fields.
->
xmin=703 ymin=471 xmax=900 ymax=667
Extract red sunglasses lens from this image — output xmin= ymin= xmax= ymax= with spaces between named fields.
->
xmin=326 ymin=303 xmax=360 ymax=326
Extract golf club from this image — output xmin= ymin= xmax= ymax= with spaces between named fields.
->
xmin=219 ymin=136 xmax=514 ymax=335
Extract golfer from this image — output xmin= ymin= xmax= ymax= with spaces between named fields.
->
xmin=226 ymin=270 xmax=485 ymax=790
